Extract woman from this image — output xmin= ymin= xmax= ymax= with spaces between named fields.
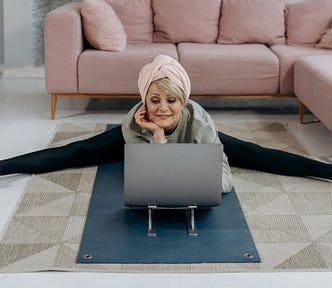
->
xmin=0 ymin=55 xmax=331 ymax=192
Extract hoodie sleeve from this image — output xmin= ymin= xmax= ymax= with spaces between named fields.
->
xmin=121 ymin=102 xmax=153 ymax=143
xmin=188 ymin=101 xmax=234 ymax=193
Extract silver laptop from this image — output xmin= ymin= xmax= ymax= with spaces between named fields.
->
xmin=124 ymin=143 xmax=223 ymax=207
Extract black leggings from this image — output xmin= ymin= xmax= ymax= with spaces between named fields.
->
xmin=0 ymin=125 xmax=331 ymax=180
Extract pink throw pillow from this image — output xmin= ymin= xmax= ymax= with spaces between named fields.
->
xmin=81 ymin=0 xmax=126 ymax=52
xmin=286 ymin=0 xmax=332 ymax=47
xmin=153 ymin=0 xmax=221 ymax=43
xmin=106 ymin=0 xmax=153 ymax=43
xmin=316 ymin=28 xmax=332 ymax=49
xmin=217 ymin=0 xmax=286 ymax=46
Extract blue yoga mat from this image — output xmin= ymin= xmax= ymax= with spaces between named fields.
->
xmin=77 ymin=162 xmax=260 ymax=264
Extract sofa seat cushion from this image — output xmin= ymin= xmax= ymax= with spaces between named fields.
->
xmin=295 ymin=55 xmax=332 ymax=131
xmin=78 ymin=44 xmax=178 ymax=94
xmin=270 ymin=45 xmax=332 ymax=94
xmin=177 ymin=43 xmax=279 ymax=95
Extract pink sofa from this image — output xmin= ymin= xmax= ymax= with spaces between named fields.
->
xmin=295 ymin=56 xmax=332 ymax=131
xmin=44 ymin=0 xmax=332 ymax=128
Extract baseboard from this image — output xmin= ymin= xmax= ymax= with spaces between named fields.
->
xmin=2 ymin=66 xmax=45 ymax=78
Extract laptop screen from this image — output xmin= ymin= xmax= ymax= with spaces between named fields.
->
xmin=124 ymin=143 xmax=223 ymax=207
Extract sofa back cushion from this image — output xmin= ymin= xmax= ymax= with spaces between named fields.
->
xmin=286 ymin=0 xmax=332 ymax=47
xmin=217 ymin=0 xmax=286 ymax=46
xmin=153 ymin=0 xmax=221 ymax=43
xmin=81 ymin=0 xmax=126 ymax=51
xmin=106 ymin=0 xmax=153 ymax=43
xmin=316 ymin=28 xmax=332 ymax=50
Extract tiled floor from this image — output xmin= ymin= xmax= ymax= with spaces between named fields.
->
xmin=0 ymin=78 xmax=332 ymax=287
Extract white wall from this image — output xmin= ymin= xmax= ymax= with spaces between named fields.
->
xmin=3 ymin=0 xmax=33 ymax=68
xmin=3 ymin=0 xmax=79 ymax=69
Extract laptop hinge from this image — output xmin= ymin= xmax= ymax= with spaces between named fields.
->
xmin=147 ymin=205 xmax=198 ymax=237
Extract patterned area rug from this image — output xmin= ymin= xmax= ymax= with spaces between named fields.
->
xmin=0 ymin=122 xmax=331 ymax=273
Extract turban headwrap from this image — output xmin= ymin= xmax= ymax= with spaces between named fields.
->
xmin=138 ymin=55 xmax=191 ymax=103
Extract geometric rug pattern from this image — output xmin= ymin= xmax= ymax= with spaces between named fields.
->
xmin=0 ymin=122 xmax=331 ymax=272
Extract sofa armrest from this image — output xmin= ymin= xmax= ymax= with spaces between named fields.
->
xmin=44 ymin=3 xmax=83 ymax=93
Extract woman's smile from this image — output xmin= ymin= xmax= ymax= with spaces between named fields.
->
xmin=156 ymin=114 xmax=172 ymax=120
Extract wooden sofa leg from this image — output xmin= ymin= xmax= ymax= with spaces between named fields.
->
xmin=51 ymin=94 xmax=58 ymax=120
xmin=299 ymin=101 xmax=305 ymax=124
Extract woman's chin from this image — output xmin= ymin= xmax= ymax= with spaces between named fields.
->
xmin=150 ymin=116 xmax=178 ymax=131
xmin=155 ymin=121 xmax=174 ymax=131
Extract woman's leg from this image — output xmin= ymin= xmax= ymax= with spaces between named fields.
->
xmin=0 ymin=125 xmax=125 ymax=175
xmin=219 ymin=131 xmax=332 ymax=180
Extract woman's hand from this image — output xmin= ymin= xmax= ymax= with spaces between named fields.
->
xmin=134 ymin=107 xmax=166 ymax=143
xmin=134 ymin=107 xmax=159 ymax=132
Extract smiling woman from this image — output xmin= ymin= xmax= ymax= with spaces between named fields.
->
xmin=135 ymin=79 xmax=186 ymax=141
xmin=0 ymin=55 xmax=332 ymax=193
xmin=121 ymin=55 xmax=234 ymax=191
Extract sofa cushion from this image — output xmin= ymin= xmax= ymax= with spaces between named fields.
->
xmin=217 ymin=0 xmax=286 ymax=46
xmin=270 ymin=45 xmax=332 ymax=94
xmin=286 ymin=0 xmax=332 ymax=47
xmin=78 ymin=44 xmax=178 ymax=94
xmin=106 ymin=0 xmax=153 ymax=44
xmin=316 ymin=28 xmax=332 ymax=50
xmin=295 ymin=56 xmax=332 ymax=131
xmin=177 ymin=43 xmax=279 ymax=95
xmin=81 ymin=0 xmax=126 ymax=52
xmin=153 ymin=0 xmax=221 ymax=43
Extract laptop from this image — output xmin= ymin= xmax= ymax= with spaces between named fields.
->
xmin=124 ymin=143 xmax=223 ymax=207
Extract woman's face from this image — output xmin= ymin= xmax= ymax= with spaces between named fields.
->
xmin=145 ymin=83 xmax=185 ymax=132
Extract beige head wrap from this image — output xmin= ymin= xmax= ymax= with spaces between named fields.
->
xmin=138 ymin=55 xmax=191 ymax=103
